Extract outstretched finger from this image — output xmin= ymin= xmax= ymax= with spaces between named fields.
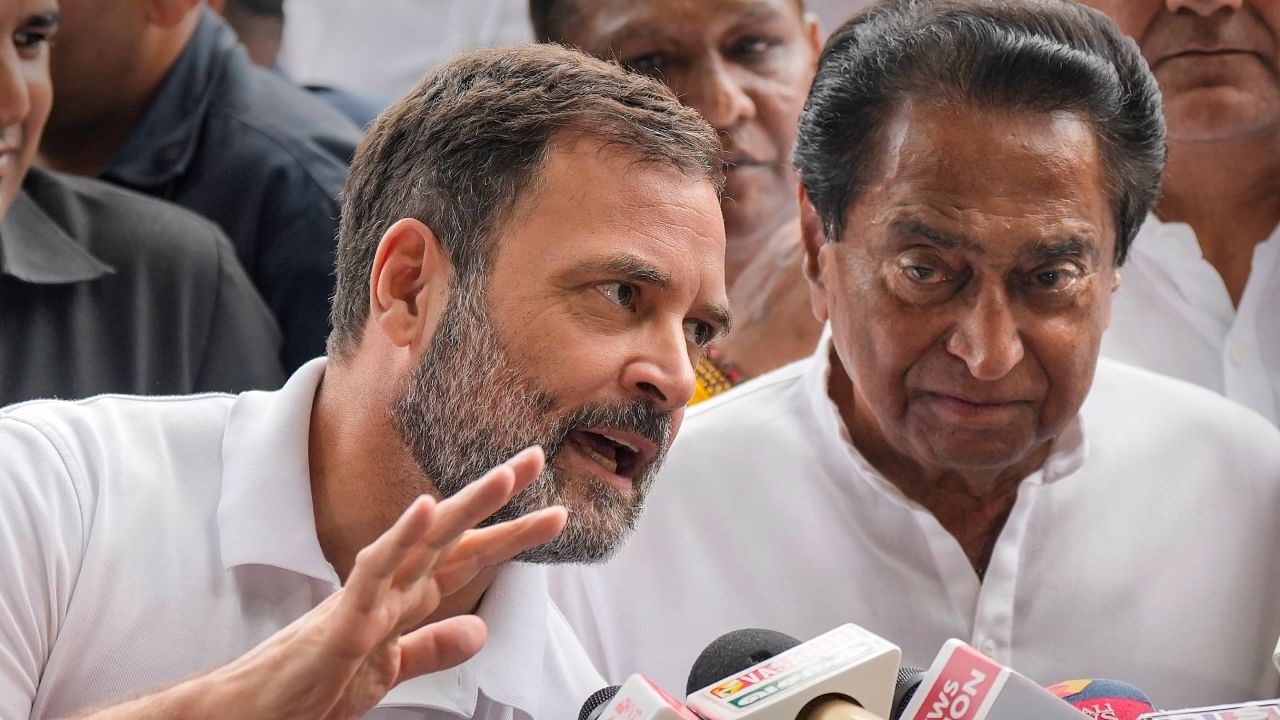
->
xmin=433 ymin=505 xmax=568 ymax=594
xmin=424 ymin=446 xmax=545 ymax=546
xmin=345 ymin=494 xmax=438 ymax=611
xmin=394 ymin=614 xmax=488 ymax=684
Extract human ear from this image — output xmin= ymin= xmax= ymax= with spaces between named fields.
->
xmin=369 ymin=218 xmax=452 ymax=350
xmin=798 ymin=187 xmax=830 ymax=323
xmin=802 ymin=12 xmax=823 ymax=70
xmin=145 ymin=0 xmax=201 ymax=29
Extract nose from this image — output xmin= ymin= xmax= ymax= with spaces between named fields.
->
xmin=685 ymin=54 xmax=755 ymax=131
xmin=1165 ymin=0 xmax=1244 ymax=15
xmin=0 ymin=48 xmax=30 ymax=129
xmin=945 ymin=283 xmax=1025 ymax=382
xmin=620 ymin=324 xmax=698 ymax=413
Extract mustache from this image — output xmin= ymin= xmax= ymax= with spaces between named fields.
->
xmin=549 ymin=399 xmax=672 ymax=452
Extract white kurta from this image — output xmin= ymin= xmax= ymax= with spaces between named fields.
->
xmin=1104 ymin=215 xmax=1279 ymax=426
xmin=550 ymin=340 xmax=1280 ymax=709
xmin=0 ymin=359 xmax=603 ymax=720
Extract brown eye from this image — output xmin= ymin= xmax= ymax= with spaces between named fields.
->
xmin=597 ymin=281 xmax=638 ymax=310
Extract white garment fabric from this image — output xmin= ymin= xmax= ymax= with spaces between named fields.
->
xmin=0 ymin=359 xmax=603 ymax=720
xmin=549 ymin=338 xmax=1280 ymax=709
xmin=279 ymin=0 xmax=533 ymax=99
xmin=1103 ymin=215 xmax=1279 ymax=426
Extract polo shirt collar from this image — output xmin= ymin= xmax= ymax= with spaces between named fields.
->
xmin=0 ymin=182 xmax=114 ymax=284
xmin=803 ymin=326 xmax=1088 ymax=495
xmin=102 ymin=9 xmax=233 ymax=188
xmin=218 ymin=357 xmax=340 ymax=586
xmin=379 ymin=563 xmax=548 ymax=718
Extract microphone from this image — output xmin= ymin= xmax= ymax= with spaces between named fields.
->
xmin=895 ymin=639 xmax=1088 ymax=719
xmin=891 ymin=668 xmax=927 ymax=719
xmin=1136 ymin=699 xmax=1280 ymax=719
xmin=1046 ymin=679 xmax=1156 ymax=720
xmin=591 ymin=674 xmax=700 ymax=719
xmin=580 ymin=685 xmax=621 ymax=720
xmin=684 ymin=624 xmax=902 ymax=719
xmin=687 ymin=629 xmax=802 ymax=695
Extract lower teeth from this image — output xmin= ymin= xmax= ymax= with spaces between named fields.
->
xmin=581 ymin=444 xmax=619 ymax=473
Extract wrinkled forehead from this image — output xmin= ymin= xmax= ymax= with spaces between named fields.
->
xmin=565 ymin=0 xmax=804 ymax=46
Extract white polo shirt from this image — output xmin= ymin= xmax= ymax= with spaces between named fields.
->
xmin=0 ymin=359 xmax=603 ymax=720
xmin=549 ymin=338 xmax=1280 ymax=709
xmin=1103 ymin=215 xmax=1279 ymax=426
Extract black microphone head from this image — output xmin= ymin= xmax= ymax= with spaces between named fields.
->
xmin=891 ymin=667 xmax=926 ymax=720
xmin=686 ymin=628 xmax=802 ymax=696
xmin=578 ymin=685 xmax=620 ymax=720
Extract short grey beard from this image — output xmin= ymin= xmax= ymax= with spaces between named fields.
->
xmin=390 ymin=281 xmax=670 ymax=564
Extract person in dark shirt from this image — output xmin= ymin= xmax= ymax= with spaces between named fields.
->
xmin=38 ymin=1 xmax=363 ymax=371
xmin=210 ymin=0 xmax=386 ymax=130
xmin=0 ymin=1 xmax=283 ymax=406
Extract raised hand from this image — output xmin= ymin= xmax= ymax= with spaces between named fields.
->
xmin=76 ymin=446 xmax=566 ymax=720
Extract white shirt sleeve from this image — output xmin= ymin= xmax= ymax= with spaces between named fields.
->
xmin=0 ymin=415 xmax=87 ymax=720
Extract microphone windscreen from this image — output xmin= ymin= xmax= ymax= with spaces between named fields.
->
xmin=685 ymin=628 xmax=801 ymax=696
xmin=1045 ymin=678 xmax=1155 ymax=720
xmin=890 ymin=667 xmax=925 ymax=720
xmin=579 ymin=685 xmax=621 ymax=720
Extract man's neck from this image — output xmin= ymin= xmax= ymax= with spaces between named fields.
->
xmin=308 ymin=359 xmax=499 ymax=618
xmin=724 ymin=209 xmax=796 ymax=287
xmin=1158 ymin=129 xmax=1280 ymax=306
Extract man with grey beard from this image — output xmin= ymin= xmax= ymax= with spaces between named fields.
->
xmin=0 ymin=44 xmax=730 ymax=720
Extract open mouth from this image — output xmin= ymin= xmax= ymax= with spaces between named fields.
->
xmin=567 ymin=428 xmax=646 ymax=479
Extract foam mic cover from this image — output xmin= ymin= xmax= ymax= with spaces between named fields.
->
xmin=580 ymin=685 xmax=621 ymax=720
xmin=687 ymin=628 xmax=803 ymax=695
xmin=685 ymin=624 xmax=901 ymax=719
xmin=1046 ymin=679 xmax=1156 ymax=720
xmin=891 ymin=668 xmax=926 ymax=720
xmin=1138 ymin=699 xmax=1280 ymax=719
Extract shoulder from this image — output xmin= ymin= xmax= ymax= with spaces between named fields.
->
xmin=25 ymin=169 xmax=231 ymax=271
xmin=2 ymin=393 xmax=238 ymax=458
xmin=1085 ymin=358 xmax=1280 ymax=470
xmin=679 ymin=360 xmax=812 ymax=441
xmin=208 ymin=61 xmax=360 ymax=196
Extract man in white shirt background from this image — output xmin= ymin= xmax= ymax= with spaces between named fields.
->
xmin=0 ymin=44 xmax=732 ymax=719
xmin=1079 ymin=0 xmax=1280 ymax=426
xmin=550 ymin=0 xmax=1280 ymax=709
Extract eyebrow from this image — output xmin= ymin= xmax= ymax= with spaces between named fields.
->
xmin=894 ymin=217 xmax=1101 ymax=263
xmin=578 ymin=253 xmax=734 ymax=336
xmin=23 ymin=11 xmax=59 ymax=28
xmin=892 ymin=217 xmax=986 ymax=253
xmin=1024 ymin=237 xmax=1100 ymax=264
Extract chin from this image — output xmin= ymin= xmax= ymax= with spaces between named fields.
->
xmin=1164 ymin=91 xmax=1280 ymax=142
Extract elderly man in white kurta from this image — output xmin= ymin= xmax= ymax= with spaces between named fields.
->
xmin=1078 ymin=0 xmax=1280 ymax=426
xmin=549 ymin=1 xmax=1280 ymax=710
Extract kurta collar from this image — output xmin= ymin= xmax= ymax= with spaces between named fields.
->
xmin=379 ymin=563 xmax=549 ymax=718
xmin=218 ymin=357 xmax=340 ymax=586
xmin=0 ymin=182 xmax=114 ymax=284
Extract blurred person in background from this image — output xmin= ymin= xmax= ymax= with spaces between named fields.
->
xmin=37 ymin=0 xmax=362 ymax=372
xmin=1079 ymin=0 xmax=1280 ymax=426
xmin=280 ymin=0 xmax=533 ymax=100
xmin=208 ymin=0 xmax=385 ymax=129
xmin=533 ymin=0 xmax=825 ymax=400
xmin=0 ymin=0 xmax=282 ymax=406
